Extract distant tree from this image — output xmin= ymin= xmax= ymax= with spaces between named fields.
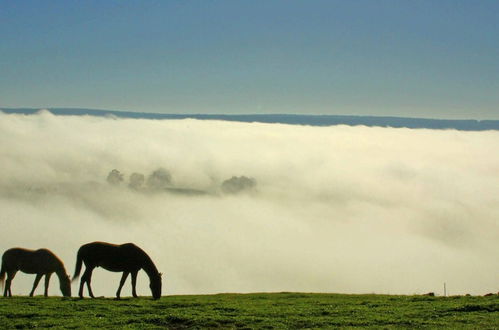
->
xmin=146 ymin=168 xmax=172 ymax=190
xmin=221 ymin=176 xmax=256 ymax=194
xmin=129 ymin=172 xmax=145 ymax=190
xmin=107 ymin=169 xmax=124 ymax=186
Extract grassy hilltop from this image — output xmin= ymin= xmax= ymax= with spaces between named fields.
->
xmin=0 ymin=293 xmax=498 ymax=329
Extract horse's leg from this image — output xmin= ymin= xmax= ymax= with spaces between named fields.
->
xmin=3 ymin=275 xmax=8 ymax=297
xmin=5 ymin=271 xmax=18 ymax=297
xmin=29 ymin=274 xmax=43 ymax=297
xmin=85 ymin=268 xmax=95 ymax=298
xmin=131 ymin=270 xmax=138 ymax=298
xmin=78 ymin=274 xmax=85 ymax=298
xmin=3 ymin=274 xmax=8 ymax=297
xmin=116 ymin=272 xmax=129 ymax=299
xmin=44 ymin=273 xmax=52 ymax=297
xmin=79 ymin=267 xmax=94 ymax=298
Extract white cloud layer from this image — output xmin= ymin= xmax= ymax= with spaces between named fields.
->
xmin=1 ymin=110 xmax=498 ymax=297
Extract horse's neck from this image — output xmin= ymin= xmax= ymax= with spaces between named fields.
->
xmin=54 ymin=265 xmax=67 ymax=280
xmin=141 ymin=257 xmax=159 ymax=278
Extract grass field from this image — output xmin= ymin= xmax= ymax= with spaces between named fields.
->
xmin=0 ymin=293 xmax=498 ymax=329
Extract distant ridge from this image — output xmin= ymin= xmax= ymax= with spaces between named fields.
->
xmin=2 ymin=107 xmax=498 ymax=131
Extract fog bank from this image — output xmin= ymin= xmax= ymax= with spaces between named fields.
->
xmin=1 ymin=111 xmax=498 ymax=296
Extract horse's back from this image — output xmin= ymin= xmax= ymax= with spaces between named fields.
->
xmin=4 ymin=248 xmax=56 ymax=257
xmin=79 ymin=241 xmax=127 ymax=252
xmin=1 ymin=248 xmax=61 ymax=274
xmin=3 ymin=247 xmax=33 ymax=255
xmin=82 ymin=241 xmax=119 ymax=248
xmin=79 ymin=242 xmax=140 ymax=254
xmin=77 ymin=242 xmax=148 ymax=272
xmin=2 ymin=248 xmax=34 ymax=263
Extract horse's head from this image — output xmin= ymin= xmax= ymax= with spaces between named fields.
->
xmin=60 ymin=274 xmax=72 ymax=297
xmin=149 ymin=272 xmax=162 ymax=300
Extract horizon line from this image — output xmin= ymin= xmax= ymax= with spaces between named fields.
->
xmin=2 ymin=106 xmax=498 ymax=122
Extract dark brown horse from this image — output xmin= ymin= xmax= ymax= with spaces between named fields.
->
xmin=0 ymin=248 xmax=71 ymax=297
xmin=72 ymin=242 xmax=162 ymax=299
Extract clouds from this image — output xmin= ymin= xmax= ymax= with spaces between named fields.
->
xmin=1 ymin=110 xmax=498 ymax=296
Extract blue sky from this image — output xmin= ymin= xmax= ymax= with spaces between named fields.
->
xmin=1 ymin=0 xmax=498 ymax=119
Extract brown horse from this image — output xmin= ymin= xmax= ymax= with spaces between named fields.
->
xmin=72 ymin=242 xmax=162 ymax=299
xmin=0 ymin=248 xmax=71 ymax=297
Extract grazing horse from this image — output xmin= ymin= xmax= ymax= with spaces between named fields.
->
xmin=72 ymin=242 xmax=162 ymax=299
xmin=0 ymin=248 xmax=71 ymax=297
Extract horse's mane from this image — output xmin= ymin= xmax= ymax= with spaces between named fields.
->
xmin=132 ymin=244 xmax=159 ymax=276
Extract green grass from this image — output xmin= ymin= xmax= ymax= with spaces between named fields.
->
xmin=0 ymin=293 xmax=498 ymax=329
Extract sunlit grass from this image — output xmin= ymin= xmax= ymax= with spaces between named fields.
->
xmin=0 ymin=293 xmax=497 ymax=329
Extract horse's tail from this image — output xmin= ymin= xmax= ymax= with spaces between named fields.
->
xmin=0 ymin=261 xmax=5 ymax=290
xmin=71 ymin=248 xmax=83 ymax=283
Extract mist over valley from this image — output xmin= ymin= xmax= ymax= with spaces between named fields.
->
xmin=1 ymin=110 xmax=498 ymax=297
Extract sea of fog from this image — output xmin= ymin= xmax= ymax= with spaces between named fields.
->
xmin=1 ymin=110 xmax=498 ymax=297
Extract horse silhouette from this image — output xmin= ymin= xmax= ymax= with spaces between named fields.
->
xmin=0 ymin=248 xmax=71 ymax=297
xmin=72 ymin=241 xmax=162 ymax=299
